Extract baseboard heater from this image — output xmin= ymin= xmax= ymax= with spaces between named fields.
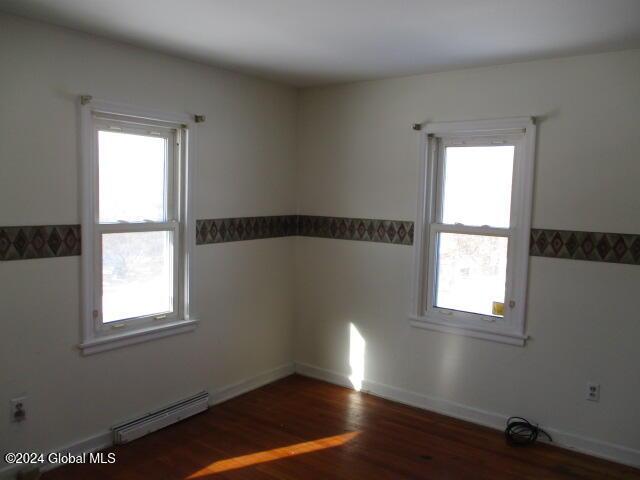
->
xmin=112 ymin=391 xmax=209 ymax=444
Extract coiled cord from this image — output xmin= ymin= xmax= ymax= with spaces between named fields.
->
xmin=505 ymin=417 xmax=552 ymax=446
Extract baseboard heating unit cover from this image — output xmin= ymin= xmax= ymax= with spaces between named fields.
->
xmin=112 ymin=391 xmax=209 ymax=444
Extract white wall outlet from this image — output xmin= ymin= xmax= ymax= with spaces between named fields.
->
xmin=10 ymin=396 xmax=28 ymax=422
xmin=586 ymin=383 xmax=600 ymax=402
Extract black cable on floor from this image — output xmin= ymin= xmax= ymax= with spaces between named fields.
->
xmin=505 ymin=416 xmax=552 ymax=446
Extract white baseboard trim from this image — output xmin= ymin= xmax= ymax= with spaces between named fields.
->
xmin=209 ymin=363 xmax=296 ymax=406
xmin=0 ymin=363 xmax=295 ymax=480
xmin=294 ymin=361 xmax=640 ymax=469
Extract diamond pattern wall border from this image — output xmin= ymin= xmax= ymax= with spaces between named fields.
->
xmin=195 ymin=215 xmax=414 ymax=245
xmin=0 ymin=225 xmax=81 ymax=261
xmin=195 ymin=215 xmax=298 ymax=244
xmin=530 ymin=229 xmax=640 ymax=265
xmin=3 ymin=221 xmax=640 ymax=266
xmin=296 ymin=215 xmax=414 ymax=245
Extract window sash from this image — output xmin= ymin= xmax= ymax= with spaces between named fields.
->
xmin=424 ymin=135 xmax=522 ymax=330
xmin=434 ymin=135 xmax=521 ymax=228
xmin=94 ymin=119 xmax=178 ymax=224
xmin=92 ymin=118 xmax=182 ymax=330
xmin=93 ymin=224 xmax=181 ymax=332
xmin=425 ymin=224 xmax=514 ymax=327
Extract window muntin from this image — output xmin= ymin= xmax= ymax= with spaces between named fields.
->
xmin=94 ymin=117 xmax=182 ymax=328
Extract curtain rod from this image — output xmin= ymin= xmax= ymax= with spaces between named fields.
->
xmin=79 ymin=95 xmax=205 ymax=123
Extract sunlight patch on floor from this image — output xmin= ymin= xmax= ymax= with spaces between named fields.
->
xmin=186 ymin=431 xmax=359 ymax=477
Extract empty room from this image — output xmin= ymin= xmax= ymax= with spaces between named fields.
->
xmin=1 ymin=1 xmax=639 ymax=478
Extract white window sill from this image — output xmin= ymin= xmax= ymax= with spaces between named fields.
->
xmin=409 ymin=315 xmax=527 ymax=346
xmin=79 ymin=319 xmax=198 ymax=355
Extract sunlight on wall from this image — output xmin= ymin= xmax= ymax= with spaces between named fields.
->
xmin=186 ymin=432 xmax=359 ymax=477
xmin=349 ymin=323 xmax=366 ymax=391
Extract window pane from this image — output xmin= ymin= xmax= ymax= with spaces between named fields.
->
xmin=435 ymin=232 xmax=508 ymax=317
xmin=99 ymin=130 xmax=168 ymax=223
xmin=102 ymin=231 xmax=173 ymax=323
xmin=442 ymin=146 xmax=514 ymax=228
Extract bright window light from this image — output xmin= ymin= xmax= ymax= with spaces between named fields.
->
xmin=442 ymin=146 xmax=514 ymax=228
xmin=102 ymin=231 xmax=173 ymax=323
xmin=99 ymin=131 xmax=168 ymax=223
xmin=435 ymin=232 xmax=508 ymax=316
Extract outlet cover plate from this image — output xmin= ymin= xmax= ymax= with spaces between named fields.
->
xmin=586 ymin=383 xmax=600 ymax=402
xmin=10 ymin=396 xmax=28 ymax=422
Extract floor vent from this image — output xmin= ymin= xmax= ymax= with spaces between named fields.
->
xmin=112 ymin=391 xmax=209 ymax=444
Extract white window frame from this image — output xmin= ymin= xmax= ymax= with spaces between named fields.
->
xmin=409 ymin=117 xmax=536 ymax=346
xmin=79 ymin=98 xmax=198 ymax=355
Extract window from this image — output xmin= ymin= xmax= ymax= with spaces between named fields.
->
xmin=80 ymin=99 xmax=197 ymax=354
xmin=410 ymin=118 xmax=536 ymax=345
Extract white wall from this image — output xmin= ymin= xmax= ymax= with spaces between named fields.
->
xmin=0 ymin=14 xmax=297 ymax=457
xmin=3 ymin=10 xmax=640 ymax=469
xmin=294 ymin=50 xmax=640 ymax=459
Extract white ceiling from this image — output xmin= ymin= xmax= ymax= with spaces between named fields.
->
xmin=2 ymin=0 xmax=640 ymax=86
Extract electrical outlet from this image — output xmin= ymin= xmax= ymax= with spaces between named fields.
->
xmin=10 ymin=396 xmax=27 ymax=422
xmin=586 ymin=383 xmax=600 ymax=402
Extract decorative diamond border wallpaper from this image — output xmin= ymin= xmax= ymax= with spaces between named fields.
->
xmin=3 ymin=220 xmax=640 ymax=266
xmin=530 ymin=229 xmax=640 ymax=265
xmin=195 ymin=215 xmax=414 ymax=245
xmin=297 ymin=215 xmax=414 ymax=245
xmin=0 ymin=225 xmax=81 ymax=261
xmin=196 ymin=215 xmax=298 ymax=245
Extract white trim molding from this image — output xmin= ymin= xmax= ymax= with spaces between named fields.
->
xmin=409 ymin=317 xmax=528 ymax=346
xmin=409 ymin=116 xmax=536 ymax=346
xmin=295 ymin=362 xmax=640 ymax=469
xmin=79 ymin=319 xmax=198 ymax=355
xmin=209 ymin=363 xmax=296 ymax=405
xmin=79 ymin=97 xmax=198 ymax=355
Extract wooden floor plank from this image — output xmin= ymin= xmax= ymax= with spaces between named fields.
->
xmin=43 ymin=374 xmax=639 ymax=480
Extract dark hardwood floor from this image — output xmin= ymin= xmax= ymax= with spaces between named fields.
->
xmin=44 ymin=374 xmax=639 ymax=479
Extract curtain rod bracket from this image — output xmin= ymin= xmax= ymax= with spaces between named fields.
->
xmin=412 ymin=123 xmax=422 ymax=131
xmin=80 ymin=95 xmax=93 ymax=106
xmin=194 ymin=115 xmax=206 ymax=123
